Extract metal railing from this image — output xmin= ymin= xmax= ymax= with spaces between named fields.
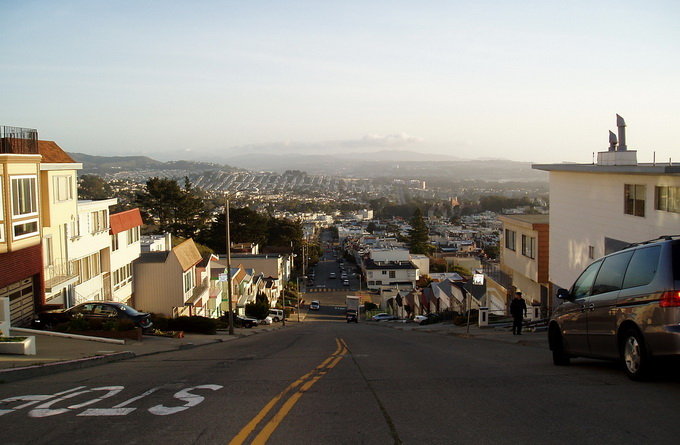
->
xmin=44 ymin=258 xmax=77 ymax=291
xmin=0 ymin=126 xmax=38 ymax=154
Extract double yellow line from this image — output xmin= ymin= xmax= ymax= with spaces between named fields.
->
xmin=229 ymin=338 xmax=349 ymax=445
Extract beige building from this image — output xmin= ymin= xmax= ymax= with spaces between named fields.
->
xmin=39 ymin=141 xmax=82 ymax=306
xmin=133 ymin=238 xmax=202 ymax=317
xmin=498 ymin=214 xmax=549 ymax=311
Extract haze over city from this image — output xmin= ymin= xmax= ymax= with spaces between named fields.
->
xmin=1 ymin=0 xmax=678 ymax=164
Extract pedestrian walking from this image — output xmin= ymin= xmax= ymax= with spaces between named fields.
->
xmin=510 ymin=291 xmax=527 ymax=335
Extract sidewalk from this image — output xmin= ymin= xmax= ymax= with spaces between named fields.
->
xmin=369 ymin=319 xmax=549 ymax=348
xmin=0 ymin=320 xmax=300 ymax=383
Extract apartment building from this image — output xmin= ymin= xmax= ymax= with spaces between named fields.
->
xmin=533 ymin=115 xmax=680 ymax=296
xmin=39 ymin=140 xmax=82 ymax=307
xmin=109 ymin=208 xmax=143 ymax=305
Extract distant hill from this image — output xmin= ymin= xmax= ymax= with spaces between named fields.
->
xmin=69 ymin=152 xmax=237 ymax=176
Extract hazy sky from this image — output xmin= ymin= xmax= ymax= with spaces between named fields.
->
xmin=1 ymin=0 xmax=678 ymax=163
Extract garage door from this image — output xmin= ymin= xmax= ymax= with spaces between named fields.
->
xmin=0 ymin=278 xmax=36 ymax=327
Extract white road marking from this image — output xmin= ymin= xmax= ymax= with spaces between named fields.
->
xmin=148 ymin=385 xmax=223 ymax=416
xmin=0 ymin=386 xmax=85 ymax=417
xmin=78 ymin=387 xmax=161 ymax=416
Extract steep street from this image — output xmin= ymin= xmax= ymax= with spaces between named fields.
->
xmin=2 ymin=302 xmax=680 ymax=444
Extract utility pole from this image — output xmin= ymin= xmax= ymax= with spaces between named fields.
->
xmin=225 ymin=196 xmax=234 ymax=335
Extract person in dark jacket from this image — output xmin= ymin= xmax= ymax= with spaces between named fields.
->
xmin=510 ymin=291 xmax=527 ymax=335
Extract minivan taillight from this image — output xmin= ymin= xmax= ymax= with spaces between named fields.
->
xmin=660 ymin=291 xmax=680 ymax=307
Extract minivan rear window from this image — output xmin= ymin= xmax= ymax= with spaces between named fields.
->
xmin=673 ymin=243 xmax=680 ymax=281
xmin=622 ymin=245 xmax=661 ymax=289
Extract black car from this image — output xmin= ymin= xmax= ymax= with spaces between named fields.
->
xmin=221 ymin=312 xmax=259 ymax=328
xmin=36 ymin=301 xmax=153 ymax=330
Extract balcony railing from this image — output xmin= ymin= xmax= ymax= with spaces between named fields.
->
xmin=482 ymin=259 xmax=513 ymax=289
xmin=44 ymin=258 xmax=78 ymax=291
xmin=0 ymin=126 xmax=38 ymax=154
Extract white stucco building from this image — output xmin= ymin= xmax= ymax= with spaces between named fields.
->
xmin=533 ymin=115 xmax=680 ymax=295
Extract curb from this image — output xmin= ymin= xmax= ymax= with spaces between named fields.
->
xmin=0 ymin=352 xmax=135 ymax=384
xmin=0 ymin=322 xmax=295 ymax=383
xmin=368 ymin=320 xmax=548 ymax=349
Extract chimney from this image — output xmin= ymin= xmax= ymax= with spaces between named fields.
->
xmin=616 ymin=114 xmax=627 ymax=151
xmin=608 ymin=131 xmax=617 ymax=151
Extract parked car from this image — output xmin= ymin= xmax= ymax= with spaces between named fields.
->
xmin=413 ymin=315 xmax=428 ymax=324
xmin=549 ymin=236 xmax=680 ymax=380
xmin=268 ymin=309 xmax=284 ymax=322
xmin=233 ymin=314 xmax=258 ymax=328
xmin=342 ymin=279 xmax=350 ymax=286
xmin=36 ymin=301 xmax=153 ymax=330
xmin=329 ymin=272 xmax=337 ymax=279
xmin=258 ymin=316 xmax=273 ymax=325
xmin=310 ymin=300 xmax=320 ymax=310
xmin=372 ymin=313 xmax=397 ymax=321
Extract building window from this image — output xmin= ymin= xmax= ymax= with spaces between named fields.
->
xmin=655 ymin=186 xmax=680 ymax=213
xmin=53 ymin=175 xmax=73 ymax=202
xmin=521 ymin=235 xmax=535 ymax=259
xmin=389 ymin=270 xmax=396 ymax=279
xmin=375 ymin=280 xmax=382 ymax=285
xmin=368 ymin=281 xmax=375 ymax=286
xmin=11 ymin=175 xmax=38 ymax=217
xmin=505 ymin=229 xmax=516 ymax=251
xmin=126 ymin=226 xmax=140 ymax=245
xmin=112 ymin=233 xmax=119 ymax=251
xmin=70 ymin=217 xmax=81 ymax=239
xmin=13 ymin=219 xmax=39 ymax=240
xmin=74 ymin=252 xmax=102 ymax=284
xmin=183 ymin=269 xmax=194 ymax=293
xmin=91 ymin=210 xmax=108 ymax=234
xmin=624 ymin=184 xmax=646 ymax=217
xmin=382 ymin=270 xmax=387 ymax=275
xmin=113 ymin=263 xmax=133 ymax=290
xmin=588 ymin=245 xmax=595 ymax=259
xmin=43 ymin=236 xmax=54 ymax=266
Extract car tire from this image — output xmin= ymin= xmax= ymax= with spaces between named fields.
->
xmin=549 ymin=325 xmax=571 ymax=366
xmin=620 ymin=328 xmax=652 ymax=381
xmin=273 ymin=317 xmax=279 ymax=323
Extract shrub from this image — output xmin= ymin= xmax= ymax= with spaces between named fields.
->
xmin=364 ymin=302 xmax=378 ymax=311
xmin=150 ymin=314 xmax=171 ymax=331
xmin=168 ymin=316 xmax=217 ymax=335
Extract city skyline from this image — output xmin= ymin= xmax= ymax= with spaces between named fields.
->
xmin=1 ymin=0 xmax=678 ymax=164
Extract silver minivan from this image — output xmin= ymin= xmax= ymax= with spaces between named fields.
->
xmin=549 ymin=236 xmax=680 ymax=379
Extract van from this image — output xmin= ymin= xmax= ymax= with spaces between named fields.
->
xmin=549 ymin=236 xmax=680 ymax=380
xmin=268 ymin=309 xmax=284 ymax=322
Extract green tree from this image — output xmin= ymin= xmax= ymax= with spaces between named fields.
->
xmin=366 ymin=222 xmax=377 ymax=234
xmin=407 ymin=208 xmax=430 ymax=254
xmin=78 ymin=174 xmax=113 ymax=200
xmin=135 ymin=177 xmax=208 ymax=237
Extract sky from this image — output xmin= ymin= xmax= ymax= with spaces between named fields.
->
xmin=1 ymin=0 xmax=678 ymax=164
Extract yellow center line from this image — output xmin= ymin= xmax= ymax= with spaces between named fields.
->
xmin=229 ymin=339 xmax=348 ymax=445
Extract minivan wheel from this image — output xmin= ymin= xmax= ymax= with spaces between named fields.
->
xmin=550 ymin=329 xmax=571 ymax=366
xmin=621 ymin=329 xmax=651 ymax=380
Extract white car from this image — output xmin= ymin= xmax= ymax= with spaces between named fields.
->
xmin=372 ymin=313 xmax=397 ymax=321
xmin=259 ymin=316 xmax=273 ymax=325
xmin=413 ymin=315 xmax=428 ymax=324
xmin=310 ymin=300 xmax=320 ymax=310
xmin=342 ymin=279 xmax=350 ymax=286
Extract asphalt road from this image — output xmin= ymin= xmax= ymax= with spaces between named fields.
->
xmin=2 ymin=297 xmax=680 ymax=444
